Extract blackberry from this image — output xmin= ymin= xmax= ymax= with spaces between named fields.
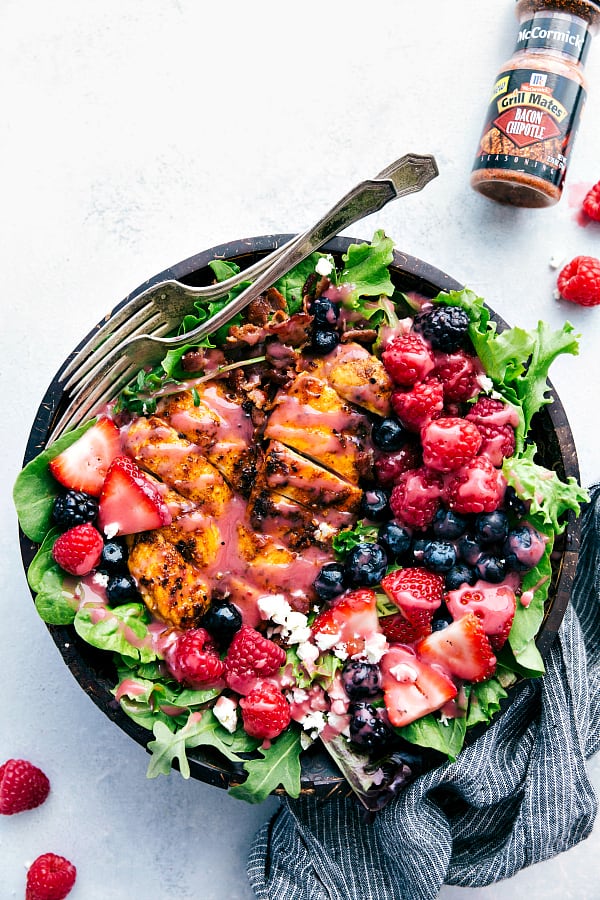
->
xmin=52 ymin=490 xmax=99 ymax=528
xmin=201 ymin=600 xmax=243 ymax=647
xmin=359 ymin=488 xmax=391 ymax=522
xmin=106 ymin=573 xmax=140 ymax=606
xmin=311 ymin=329 xmax=340 ymax=355
xmin=413 ymin=305 xmax=470 ymax=352
xmin=348 ymin=702 xmax=392 ymax=750
xmin=313 ymin=563 xmax=347 ymax=602
xmin=371 ymin=417 xmax=409 ymax=452
xmin=341 ymin=660 xmax=382 ymax=700
xmin=343 ymin=542 xmax=387 ymax=587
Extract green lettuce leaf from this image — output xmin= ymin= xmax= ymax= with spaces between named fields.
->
xmin=397 ymin=713 xmax=467 ymax=761
xmin=338 ymin=230 xmax=395 ymax=310
xmin=74 ymin=602 xmax=158 ymax=663
xmin=228 ymin=726 xmax=303 ymax=804
xmin=274 ymin=253 xmax=327 ymax=314
xmin=465 ymin=677 xmax=508 ymax=728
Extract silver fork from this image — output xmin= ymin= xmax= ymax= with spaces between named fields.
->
xmin=50 ymin=152 xmax=438 ymax=440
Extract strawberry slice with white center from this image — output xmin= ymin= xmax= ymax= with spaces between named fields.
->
xmin=446 ymin=581 xmax=517 ymax=651
xmin=49 ymin=417 xmax=122 ymax=497
xmin=98 ymin=455 xmax=172 ymax=536
xmin=416 ymin=613 xmax=497 ymax=683
xmin=380 ymin=567 xmax=444 ymax=626
xmin=311 ymin=588 xmax=381 ymax=658
xmin=381 ymin=644 xmax=457 ymax=727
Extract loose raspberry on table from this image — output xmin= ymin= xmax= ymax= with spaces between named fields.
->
xmin=25 ymin=852 xmax=76 ymax=900
xmin=224 ymin=624 xmax=286 ymax=695
xmin=381 ymin=333 xmax=435 ymax=386
xmin=582 ymin=180 xmax=600 ymax=222
xmin=391 ymin=377 xmax=444 ymax=432
xmin=390 ymin=466 xmax=444 ymax=529
xmin=0 ymin=759 xmax=50 ymax=815
xmin=557 ymin=255 xmax=600 ymax=307
xmin=52 ymin=522 xmax=104 ymax=576
xmin=164 ymin=627 xmax=225 ymax=688
xmin=446 ymin=456 xmax=505 ymax=514
xmin=433 ymin=349 xmax=482 ymax=402
xmin=421 ymin=417 xmax=482 ymax=472
xmin=239 ymin=681 xmax=291 ymax=740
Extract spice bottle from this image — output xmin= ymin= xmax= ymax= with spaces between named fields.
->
xmin=471 ymin=0 xmax=599 ymax=207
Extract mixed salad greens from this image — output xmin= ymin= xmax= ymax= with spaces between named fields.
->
xmin=14 ymin=231 xmax=589 ymax=807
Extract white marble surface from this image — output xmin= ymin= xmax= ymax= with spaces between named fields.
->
xmin=1 ymin=1 xmax=600 ymax=897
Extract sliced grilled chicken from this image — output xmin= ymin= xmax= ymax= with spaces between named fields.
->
xmin=123 ymin=416 xmax=233 ymax=516
xmin=301 ymin=342 xmax=392 ymax=416
xmin=264 ymin=371 xmax=373 ymax=484
xmin=248 ymin=484 xmax=355 ymax=549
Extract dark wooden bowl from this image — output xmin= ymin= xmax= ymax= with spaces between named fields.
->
xmin=19 ymin=235 xmax=581 ymax=798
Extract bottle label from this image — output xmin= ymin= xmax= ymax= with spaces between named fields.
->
xmin=472 ymin=67 xmax=586 ymax=190
xmin=515 ymin=15 xmax=591 ymax=65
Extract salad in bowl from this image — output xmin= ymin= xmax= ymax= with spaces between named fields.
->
xmin=14 ymin=231 xmax=588 ymax=809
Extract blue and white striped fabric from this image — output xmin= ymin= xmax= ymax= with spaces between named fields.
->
xmin=248 ymin=486 xmax=600 ymax=900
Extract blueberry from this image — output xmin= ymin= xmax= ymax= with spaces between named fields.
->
xmin=413 ymin=305 xmax=471 ymax=352
xmin=311 ymin=329 xmax=340 ymax=355
xmin=106 ymin=573 xmax=140 ymax=606
xmin=313 ymin=563 xmax=347 ymax=602
xmin=343 ymin=542 xmax=388 ymax=587
xmin=457 ymin=533 xmax=483 ymax=566
xmin=52 ymin=490 xmax=99 ymax=528
xmin=348 ymin=702 xmax=392 ymax=750
xmin=445 ymin=563 xmax=477 ymax=591
xmin=371 ymin=417 xmax=409 ymax=452
xmin=309 ymin=296 xmax=340 ymax=329
xmin=100 ymin=539 xmax=128 ymax=571
xmin=421 ymin=540 xmax=457 ymax=574
xmin=359 ymin=488 xmax=391 ymax=522
xmin=503 ymin=524 xmax=546 ymax=572
xmin=411 ymin=538 xmax=428 ymax=563
xmin=474 ymin=553 xmax=507 ymax=583
xmin=432 ymin=508 xmax=469 ymax=540
xmin=341 ymin=660 xmax=382 ymax=700
xmin=201 ymin=600 xmax=243 ymax=647
xmin=474 ymin=511 xmax=509 ymax=545
xmin=431 ymin=607 xmax=453 ymax=631
xmin=377 ymin=521 xmax=412 ymax=561
xmin=504 ymin=485 xmax=528 ymax=518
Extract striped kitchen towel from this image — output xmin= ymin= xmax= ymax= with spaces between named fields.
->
xmin=248 ymin=484 xmax=600 ymax=900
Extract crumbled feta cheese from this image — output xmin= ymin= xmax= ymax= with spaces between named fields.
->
xmin=333 ymin=644 xmax=349 ymax=661
xmin=315 ymin=256 xmax=334 ymax=277
xmin=213 ymin=696 xmax=238 ymax=734
xmin=475 ymin=374 xmax=494 ymax=394
xmin=291 ymin=687 xmax=309 ymax=704
xmin=313 ymin=522 xmax=336 ymax=542
xmin=390 ymin=662 xmax=419 ymax=683
xmin=360 ymin=632 xmax=388 ymax=664
xmin=103 ymin=522 xmax=120 ymax=539
xmin=314 ymin=631 xmax=341 ymax=653
xmin=284 ymin=611 xmax=312 ymax=645
xmin=93 ymin=571 xmax=109 ymax=589
xmin=549 ymin=253 xmax=565 ymax=270
xmin=257 ymin=594 xmax=290 ymax=622
xmin=296 ymin=641 xmax=320 ymax=665
xmin=301 ymin=709 xmax=327 ymax=738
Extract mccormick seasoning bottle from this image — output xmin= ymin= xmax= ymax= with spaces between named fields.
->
xmin=471 ymin=0 xmax=599 ymax=207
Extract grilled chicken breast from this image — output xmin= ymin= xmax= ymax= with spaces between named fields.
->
xmin=301 ymin=342 xmax=392 ymax=416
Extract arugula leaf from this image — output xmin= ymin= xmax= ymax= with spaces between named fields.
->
xmin=13 ymin=421 xmax=95 ymax=542
xmin=228 ymin=726 xmax=303 ymax=803
xmin=397 ymin=713 xmax=467 ymax=761
xmin=74 ymin=602 xmax=158 ymax=663
xmin=114 ymin=673 xmax=221 ymax=732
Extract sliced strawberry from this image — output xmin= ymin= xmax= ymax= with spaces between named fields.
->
xmin=311 ymin=588 xmax=380 ymax=657
xmin=380 ymin=567 xmax=444 ymax=626
xmin=416 ymin=613 xmax=497 ymax=683
xmin=379 ymin=612 xmax=431 ymax=645
xmin=446 ymin=581 xmax=517 ymax=651
xmin=98 ymin=455 xmax=172 ymax=536
xmin=49 ymin=417 xmax=122 ymax=497
xmin=381 ymin=644 xmax=457 ymax=728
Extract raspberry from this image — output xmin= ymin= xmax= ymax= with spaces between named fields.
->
xmin=413 ymin=305 xmax=471 ymax=352
xmin=421 ymin=417 xmax=482 ymax=472
xmin=390 ymin=466 xmax=444 ymax=529
xmin=52 ymin=522 xmax=104 ymax=576
xmin=0 ymin=759 xmax=50 ymax=815
xmin=239 ymin=681 xmax=291 ymax=740
xmin=557 ymin=255 xmax=600 ymax=307
xmin=391 ymin=377 xmax=444 ymax=432
xmin=582 ymin=180 xmax=600 ymax=222
xmin=224 ymin=625 xmax=286 ymax=695
xmin=466 ymin=396 xmax=517 ymax=466
xmin=446 ymin=456 xmax=505 ymax=514
xmin=25 ymin=853 xmax=76 ymax=900
xmin=164 ymin=628 xmax=225 ymax=688
xmin=381 ymin=334 xmax=435 ymax=386
xmin=373 ymin=443 xmax=422 ymax=486
xmin=433 ymin=349 xmax=482 ymax=402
